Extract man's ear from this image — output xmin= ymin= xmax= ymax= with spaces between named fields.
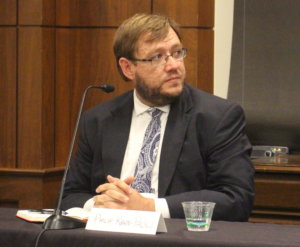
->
xmin=119 ymin=57 xmax=135 ymax=81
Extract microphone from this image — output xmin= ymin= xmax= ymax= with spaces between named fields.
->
xmin=98 ymin=83 xmax=115 ymax=93
xmin=43 ymin=83 xmax=115 ymax=229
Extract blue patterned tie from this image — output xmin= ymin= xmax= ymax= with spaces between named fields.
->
xmin=131 ymin=108 xmax=162 ymax=193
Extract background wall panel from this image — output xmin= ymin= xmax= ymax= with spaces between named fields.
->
xmin=19 ymin=0 xmax=56 ymax=25
xmin=0 ymin=168 xmax=63 ymax=208
xmin=18 ymin=28 xmax=55 ymax=169
xmin=55 ymin=28 xmax=132 ymax=166
xmin=153 ymin=0 xmax=214 ymax=27
xmin=0 ymin=28 xmax=17 ymax=168
xmin=228 ymin=0 xmax=300 ymax=153
xmin=56 ymin=0 xmax=151 ymax=26
xmin=0 ymin=0 xmax=17 ymax=25
xmin=181 ymin=29 xmax=214 ymax=92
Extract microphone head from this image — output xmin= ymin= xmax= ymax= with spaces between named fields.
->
xmin=100 ymin=84 xmax=115 ymax=93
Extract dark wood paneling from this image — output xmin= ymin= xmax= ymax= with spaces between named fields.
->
xmin=250 ymin=156 xmax=300 ymax=225
xmin=255 ymin=173 xmax=300 ymax=209
xmin=0 ymin=0 xmax=17 ymax=25
xmin=56 ymin=0 xmax=151 ymax=26
xmin=55 ymin=28 xmax=133 ymax=166
xmin=0 ymin=168 xmax=63 ymax=209
xmin=182 ymin=29 xmax=214 ymax=93
xmin=18 ymin=28 xmax=55 ymax=169
xmin=153 ymin=0 xmax=214 ymax=27
xmin=0 ymin=28 xmax=16 ymax=168
xmin=197 ymin=29 xmax=214 ymax=93
xmin=19 ymin=0 xmax=55 ymax=25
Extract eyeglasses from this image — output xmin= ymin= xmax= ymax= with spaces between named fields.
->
xmin=131 ymin=48 xmax=187 ymax=66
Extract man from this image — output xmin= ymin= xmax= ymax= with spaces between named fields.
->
xmin=62 ymin=13 xmax=255 ymax=221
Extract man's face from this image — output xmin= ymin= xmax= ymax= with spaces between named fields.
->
xmin=131 ymin=28 xmax=186 ymax=106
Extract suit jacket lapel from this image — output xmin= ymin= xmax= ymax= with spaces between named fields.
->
xmin=102 ymin=92 xmax=134 ymax=178
xmin=158 ymin=87 xmax=193 ymax=197
xmin=100 ymin=87 xmax=193 ymax=195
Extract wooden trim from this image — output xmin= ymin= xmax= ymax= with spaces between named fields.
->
xmin=0 ymin=168 xmax=64 ymax=208
xmin=0 ymin=167 xmax=64 ymax=176
xmin=254 ymin=155 xmax=300 ymax=173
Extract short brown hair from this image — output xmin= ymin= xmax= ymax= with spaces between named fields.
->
xmin=113 ymin=13 xmax=181 ymax=81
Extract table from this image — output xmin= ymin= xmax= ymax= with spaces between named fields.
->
xmin=1 ymin=208 xmax=300 ymax=247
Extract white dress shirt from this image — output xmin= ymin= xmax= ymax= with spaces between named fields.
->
xmin=84 ymin=90 xmax=171 ymax=218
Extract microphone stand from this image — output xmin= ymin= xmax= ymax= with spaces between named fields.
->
xmin=43 ymin=84 xmax=115 ymax=229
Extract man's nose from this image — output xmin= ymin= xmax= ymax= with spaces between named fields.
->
xmin=164 ymin=55 xmax=180 ymax=70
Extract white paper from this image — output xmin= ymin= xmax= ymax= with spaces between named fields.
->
xmin=85 ymin=208 xmax=167 ymax=235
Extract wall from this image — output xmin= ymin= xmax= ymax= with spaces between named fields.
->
xmin=214 ymin=0 xmax=234 ymax=99
xmin=0 ymin=0 xmax=214 ymax=208
xmin=228 ymin=0 xmax=300 ymax=153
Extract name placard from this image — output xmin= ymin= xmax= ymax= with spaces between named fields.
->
xmin=85 ymin=208 xmax=167 ymax=235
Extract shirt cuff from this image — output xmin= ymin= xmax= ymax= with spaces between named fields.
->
xmin=154 ymin=198 xmax=170 ymax=218
xmin=84 ymin=195 xmax=171 ymax=218
xmin=83 ymin=198 xmax=95 ymax=211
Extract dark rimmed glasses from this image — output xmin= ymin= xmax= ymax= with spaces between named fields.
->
xmin=131 ymin=48 xmax=187 ymax=66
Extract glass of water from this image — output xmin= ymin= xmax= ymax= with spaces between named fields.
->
xmin=182 ymin=201 xmax=215 ymax=231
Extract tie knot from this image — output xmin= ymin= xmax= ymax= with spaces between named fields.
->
xmin=148 ymin=108 xmax=162 ymax=118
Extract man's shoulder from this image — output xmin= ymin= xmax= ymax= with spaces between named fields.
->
xmin=86 ymin=90 xmax=133 ymax=114
xmin=184 ymin=84 xmax=239 ymax=111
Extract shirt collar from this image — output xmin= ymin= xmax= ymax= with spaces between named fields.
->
xmin=133 ymin=89 xmax=170 ymax=116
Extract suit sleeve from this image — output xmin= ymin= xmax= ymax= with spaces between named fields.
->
xmin=61 ymin=112 xmax=96 ymax=210
xmin=165 ymin=104 xmax=255 ymax=221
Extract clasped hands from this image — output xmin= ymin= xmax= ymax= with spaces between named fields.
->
xmin=93 ymin=175 xmax=155 ymax=212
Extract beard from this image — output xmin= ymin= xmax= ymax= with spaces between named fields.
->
xmin=135 ymin=74 xmax=184 ymax=106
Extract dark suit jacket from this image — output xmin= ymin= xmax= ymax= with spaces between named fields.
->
xmin=62 ymin=84 xmax=255 ymax=221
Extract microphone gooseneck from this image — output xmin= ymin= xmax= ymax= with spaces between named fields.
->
xmin=43 ymin=83 xmax=115 ymax=230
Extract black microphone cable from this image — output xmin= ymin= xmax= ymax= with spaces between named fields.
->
xmin=34 ymin=228 xmax=49 ymax=247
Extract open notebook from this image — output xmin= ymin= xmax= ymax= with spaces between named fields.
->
xmin=16 ymin=207 xmax=90 ymax=223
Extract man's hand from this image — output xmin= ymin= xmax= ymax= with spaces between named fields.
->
xmin=93 ymin=175 xmax=155 ymax=212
